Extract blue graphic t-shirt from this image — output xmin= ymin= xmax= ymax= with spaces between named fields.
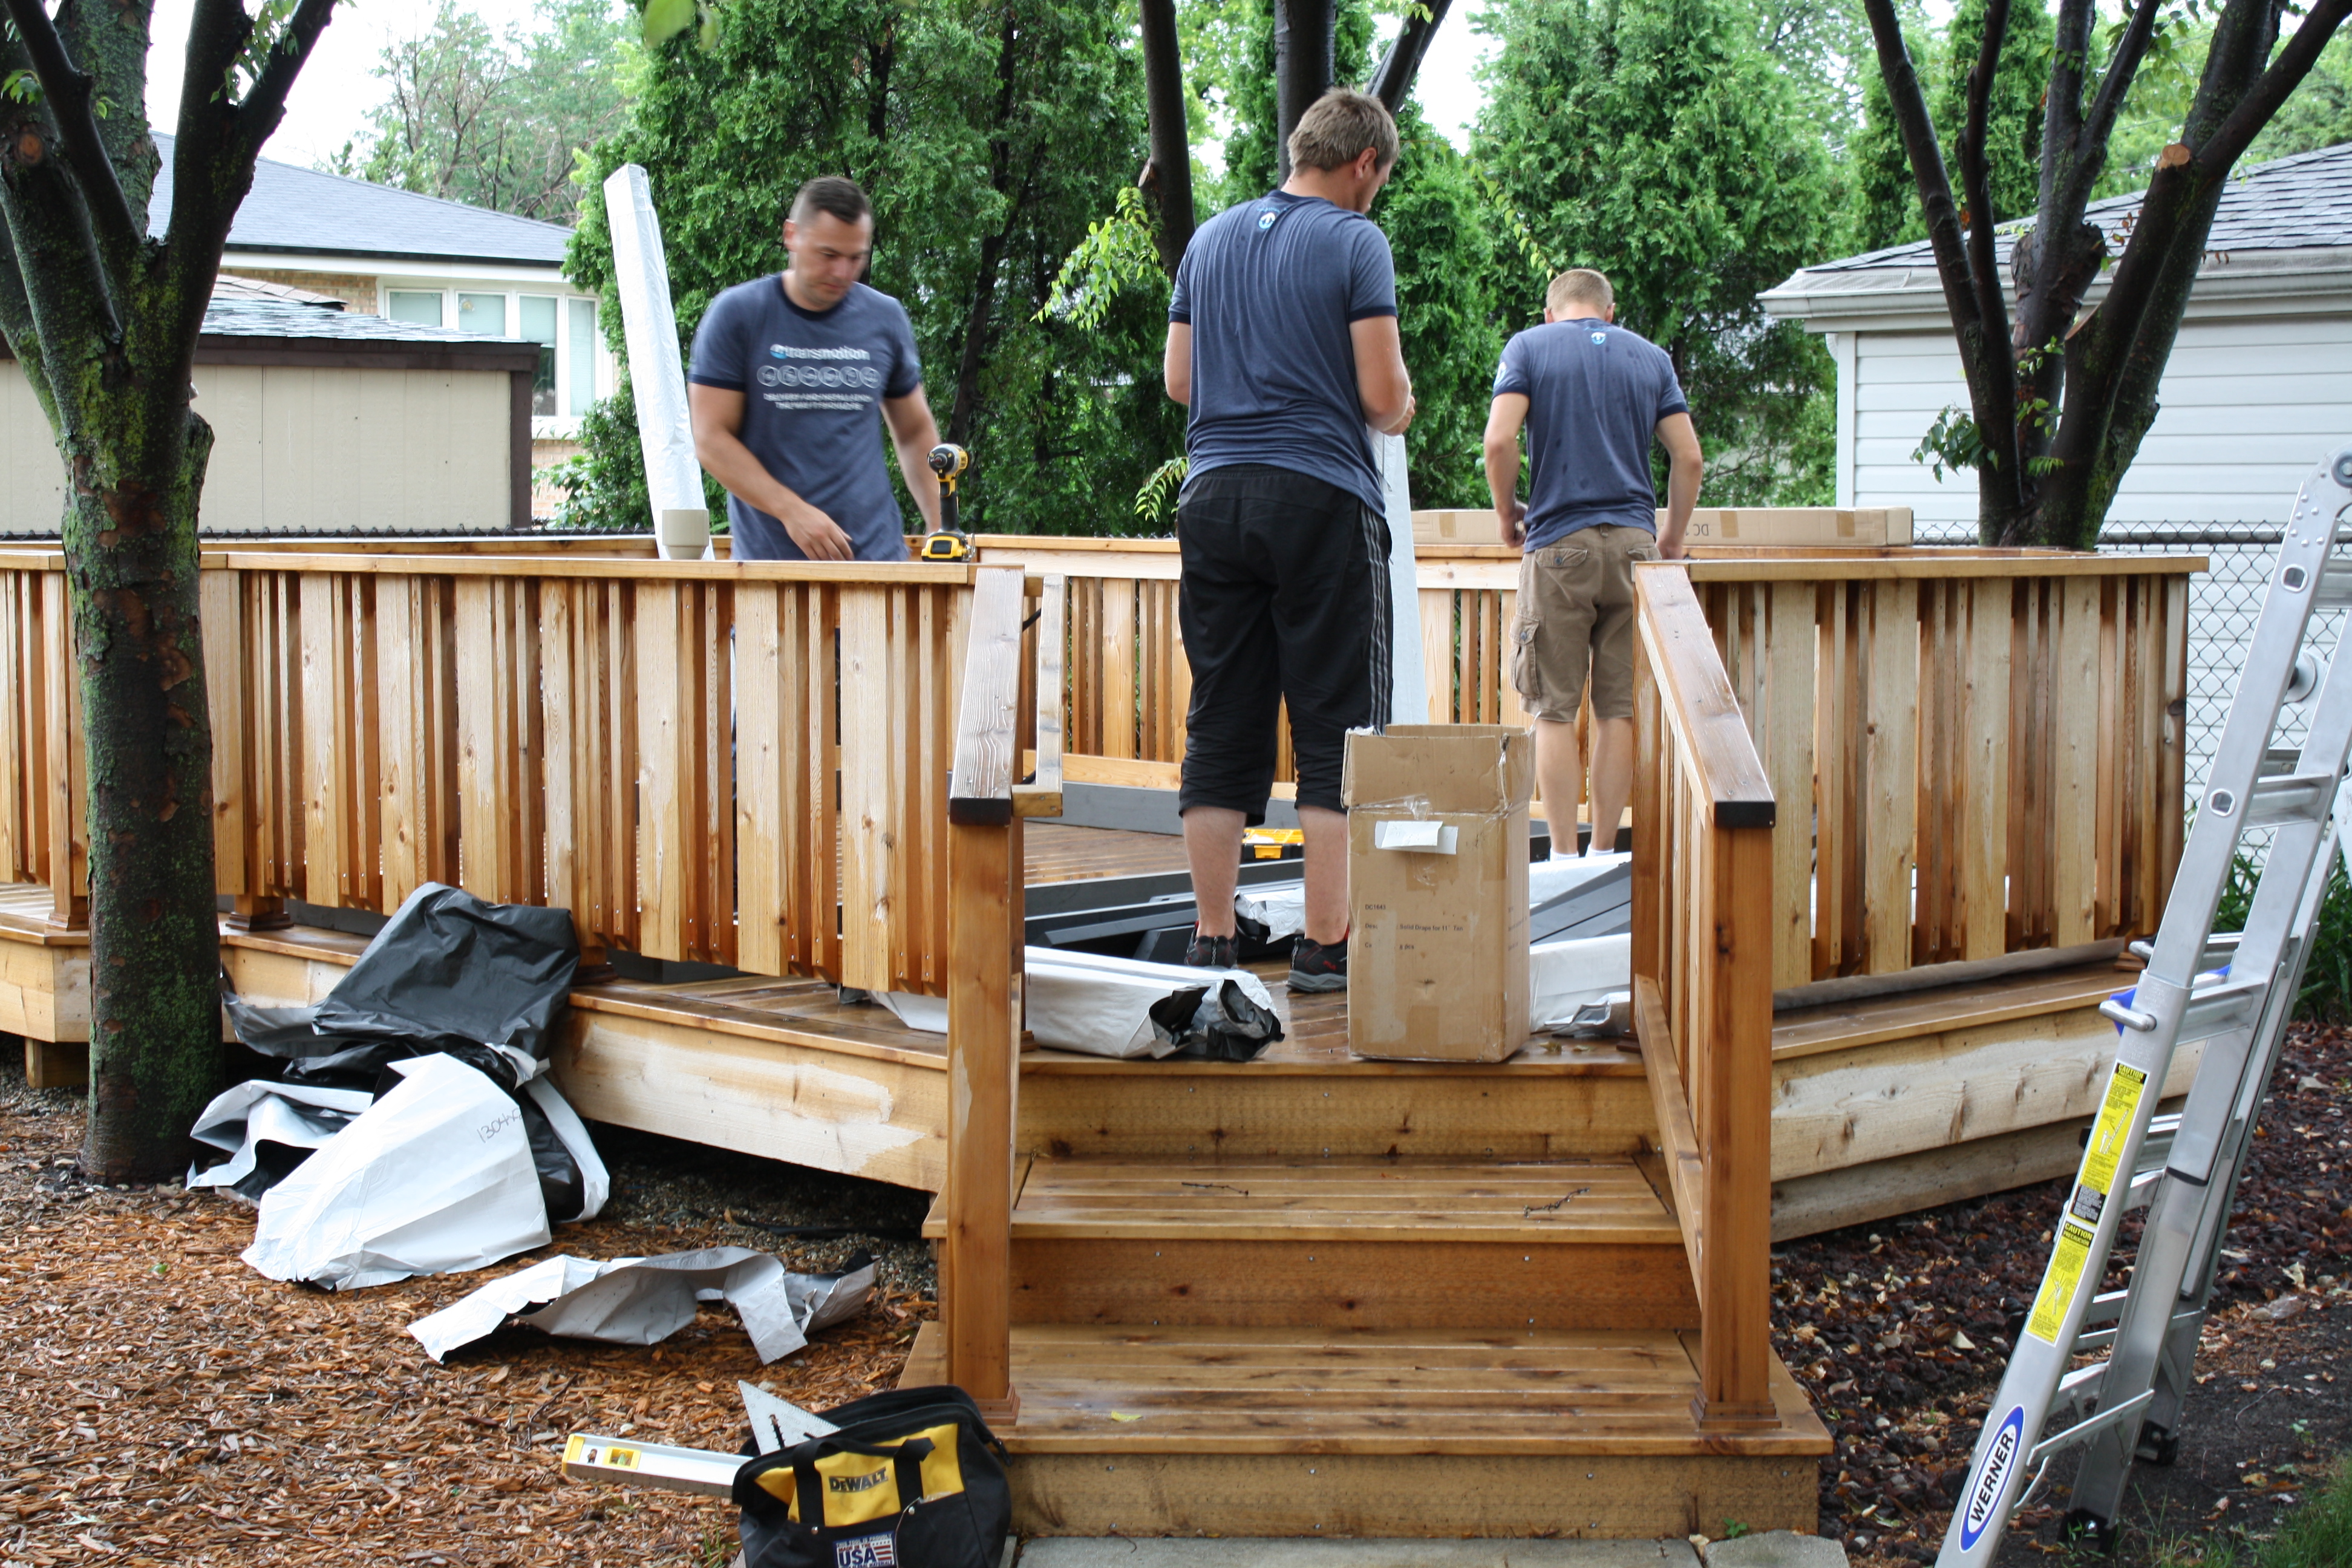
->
xmin=1492 ymin=318 xmax=1689 ymax=552
xmin=688 ymin=276 xmax=923 ymax=561
xmin=1168 ymin=191 xmax=1398 ymax=515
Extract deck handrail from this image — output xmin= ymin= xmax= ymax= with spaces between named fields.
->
xmin=941 ymin=565 xmax=1037 ymax=1422
xmin=1629 ymin=562 xmax=1777 ymax=1428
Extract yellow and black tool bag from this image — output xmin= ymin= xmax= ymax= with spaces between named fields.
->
xmin=732 ymin=1386 xmax=1009 ymax=1568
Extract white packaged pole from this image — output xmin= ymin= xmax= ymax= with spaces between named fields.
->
xmin=603 ymin=164 xmax=711 ymax=561
xmin=1372 ymin=429 xmax=1427 ymax=726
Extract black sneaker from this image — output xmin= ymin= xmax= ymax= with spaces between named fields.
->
xmin=1183 ymin=929 xmax=1239 ymax=969
xmin=1289 ymin=935 xmax=1347 ymax=993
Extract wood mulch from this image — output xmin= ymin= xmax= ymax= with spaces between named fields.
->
xmin=1779 ymin=1019 xmax=2352 ymax=1566
xmin=0 ymin=1075 xmax=930 ymax=1568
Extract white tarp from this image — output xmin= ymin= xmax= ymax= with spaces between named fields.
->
xmin=1530 ymin=932 xmax=1632 ymax=1031
xmin=186 ymin=1082 xmax=374 ymax=1200
xmin=871 ymin=948 xmax=1280 ymax=1060
xmin=408 ymin=1247 xmax=877 ymax=1365
xmin=603 ymin=164 xmax=706 ymax=543
xmin=241 ymin=1055 xmax=603 ymax=1291
xmin=1530 ymin=849 xmax=1630 ymax=903
xmin=1027 ymin=947 xmax=1279 ymax=1058
xmin=1235 ymin=881 xmax=1307 ymax=941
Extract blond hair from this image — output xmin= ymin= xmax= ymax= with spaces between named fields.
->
xmin=1287 ymin=88 xmax=1399 ymax=174
xmin=1547 ymin=268 xmax=1614 ymax=318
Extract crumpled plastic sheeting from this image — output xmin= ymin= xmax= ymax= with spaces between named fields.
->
xmin=240 ymin=1055 xmax=603 ymax=1291
xmin=407 ymin=1247 xmax=877 ymax=1365
xmin=1530 ymin=932 xmax=1632 ymax=1031
xmin=601 ymin=164 xmax=707 ymax=524
xmin=186 ymin=1082 xmax=374 ymax=1203
xmin=1027 ymin=947 xmax=1281 ymax=1059
xmin=1147 ymin=978 xmax=1284 ymax=1061
xmin=223 ymin=883 xmax=579 ymax=1085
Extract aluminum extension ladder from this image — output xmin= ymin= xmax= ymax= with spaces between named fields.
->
xmin=1938 ymin=447 xmax=2352 ymax=1565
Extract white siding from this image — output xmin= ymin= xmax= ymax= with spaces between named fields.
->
xmin=1 ymin=361 xmax=512 ymax=534
xmin=1849 ymin=312 xmax=2352 ymax=526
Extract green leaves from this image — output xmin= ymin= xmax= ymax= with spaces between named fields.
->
xmin=1912 ymin=405 xmax=1990 ymax=481
xmin=1039 ymin=186 xmax=1166 ymax=332
xmin=641 ymin=0 xmax=699 ymax=47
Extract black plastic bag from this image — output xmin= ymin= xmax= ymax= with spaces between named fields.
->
xmin=1146 ymin=977 xmax=1283 ymax=1062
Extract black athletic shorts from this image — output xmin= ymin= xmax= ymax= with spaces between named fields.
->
xmin=1175 ymin=463 xmax=1393 ymax=821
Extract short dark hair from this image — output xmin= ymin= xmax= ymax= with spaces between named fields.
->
xmin=788 ymin=177 xmax=872 ymax=230
xmin=1287 ymin=89 xmax=1399 ymax=174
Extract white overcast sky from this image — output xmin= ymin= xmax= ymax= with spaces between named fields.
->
xmin=145 ymin=0 xmax=1959 ymax=177
xmin=144 ymin=0 xmax=1504 ymax=174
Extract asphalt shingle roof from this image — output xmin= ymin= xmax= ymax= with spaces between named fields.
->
xmin=1803 ymin=142 xmax=2352 ymax=275
xmin=197 ymin=295 xmax=524 ymax=346
xmin=148 ymin=133 xmax=573 ymax=267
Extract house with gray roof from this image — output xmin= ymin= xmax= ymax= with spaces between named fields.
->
xmin=2 ymin=283 xmax=540 ymax=535
xmin=161 ymin=134 xmax=609 ymax=471
xmin=1761 ymin=142 xmax=2352 ymax=528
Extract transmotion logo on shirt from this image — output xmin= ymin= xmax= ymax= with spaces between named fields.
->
xmin=1590 ymin=331 xmax=1607 ymax=345
xmin=1258 ymin=209 xmax=1277 ymax=230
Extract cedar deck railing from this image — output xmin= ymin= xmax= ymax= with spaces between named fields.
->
xmin=1630 ymin=563 xmax=1777 ymax=1424
xmin=975 ymin=536 xmax=2198 ymax=984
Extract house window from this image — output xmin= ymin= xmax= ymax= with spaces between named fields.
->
xmin=457 ymin=293 xmax=506 ymax=336
xmin=387 ymin=290 xmax=443 ymax=327
xmin=567 ymin=298 xmax=598 ymax=416
xmin=521 ymin=295 xmax=559 ymax=416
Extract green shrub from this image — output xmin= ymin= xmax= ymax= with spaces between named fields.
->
xmin=2212 ymin=850 xmax=2352 ymax=1022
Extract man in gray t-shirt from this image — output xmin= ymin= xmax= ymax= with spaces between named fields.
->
xmin=1484 ymin=268 xmax=1702 ymax=857
xmin=688 ymin=177 xmax=941 ymax=561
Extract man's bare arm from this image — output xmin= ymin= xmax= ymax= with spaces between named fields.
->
xmin=882 ymin=388 xmax=944 ymax=532
xmin=687 ymin=383 xmax=853 ymax=560
xmin=1656 ymin=411 xmax=1702 ymax=561
xmin=1349 ymin=315 xmax=1414 ymax=434
xmin=1483 ymin=393 xmax=1530 ymax=547
xmin=1164 ymin=322 xmax=1191 ymax=406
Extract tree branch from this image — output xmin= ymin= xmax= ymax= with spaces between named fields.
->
xmin=2079 ymin=0 xmax=2164 ymax=169
xmin=2045 ymin=0 xmax=2096 ymax=168
xmin=1371 ymin=0 xmax=1453 ymax=115
xmin=2198 ymin=0 xmax=2352 ymax=172
xmin=1 ymin=0 xmax=142 ymax=282
xmin=1137 ymin=0 xmax=1195 ymax=275
xmin=230 ymin=0 xmax=342 ymax=164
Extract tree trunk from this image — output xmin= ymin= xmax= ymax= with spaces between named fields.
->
xmin=1272 ymin=0 xmax=1334 ymax=183
xmin=1137 ymin=0 xmax=1195 ymax=276
xmin=69 ymin=382 xmax=223 ymax=1182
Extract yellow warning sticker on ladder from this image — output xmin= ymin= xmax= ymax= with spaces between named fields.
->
xmin=2068 ymin=1062 xmax=2149 ymax=1226
xmin=2027 ymin=1220 xmax=2099 ymax=1343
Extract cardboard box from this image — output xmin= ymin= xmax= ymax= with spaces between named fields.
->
xmin=1344 ymin=725 xmax=1534 ymax=1062
xmin=1667 ymin=506 xmax=1914 ymax=547
xmin=1411 ymin=508 xmax=1508 ymax=546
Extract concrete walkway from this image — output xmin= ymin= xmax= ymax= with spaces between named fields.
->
xmin=1013 ymin=1533 xmax=1846 ymax=1568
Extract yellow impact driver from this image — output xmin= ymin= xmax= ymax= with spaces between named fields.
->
xmin=919 ymin=443 xmax=970 ymax=561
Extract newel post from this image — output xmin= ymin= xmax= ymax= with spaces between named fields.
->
xmin=1695 ymin=814 xmax=1777 ymax=1427
xmin=943 ymin=566 xmax=1027 ymax=1423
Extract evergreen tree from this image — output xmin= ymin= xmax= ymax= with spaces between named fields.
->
xmin=562 ymin=0 xmax=1177 ymax=534
xmin=1478 ymin=0 xmax=1841 ymax=504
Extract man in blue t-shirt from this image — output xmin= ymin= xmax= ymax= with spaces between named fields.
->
xmin=1484 ymin=268 xmax=1703 ymax=857
xmin=1163 ymin=88 xmax=1416 ymax=995
xmin=688 ymin=177 xmax=941 ymax=560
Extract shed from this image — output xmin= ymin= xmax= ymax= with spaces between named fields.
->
xmin=1 ymin=290 xmax=538 ymax=535
xmin=1760 ymin=143 xmax=2352 ymax=528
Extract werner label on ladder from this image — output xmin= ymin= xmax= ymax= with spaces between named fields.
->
xmin=1939 ymin=445 xmax=2352 ymax=1565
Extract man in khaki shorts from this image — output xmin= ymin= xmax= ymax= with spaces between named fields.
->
xmin=1483 ymin=269 xmax=1702 ymax=855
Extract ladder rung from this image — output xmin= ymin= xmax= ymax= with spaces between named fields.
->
xmin=2129 ymin=933 xmax=2239 ymax=970
xmin=2261 ymin=747 xmax=2302 ymax=777
xmin=2244 ymin=771 xmax=2339 ymax=826
xmin=2313 ymin=558 xmax=2352 ymax=609
xmin=2029 ymin=1388 xmax=2157 ymax=1466
xmin=2181 ymin=975 xmax=2266 ymax=1040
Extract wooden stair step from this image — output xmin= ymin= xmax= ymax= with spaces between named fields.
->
xmin=926 ymin=1156 xmax=1697 ymax=1331
xmin=898 ymin=1321 xmax=1828 ymax=1537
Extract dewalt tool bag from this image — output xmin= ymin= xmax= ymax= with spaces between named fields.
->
xmin=733 ymin=1385 xmax=1009 ymax=1568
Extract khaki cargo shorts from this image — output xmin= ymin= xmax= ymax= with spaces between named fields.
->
xmin=1509 ymin=523 xmax=1659 ymax=722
